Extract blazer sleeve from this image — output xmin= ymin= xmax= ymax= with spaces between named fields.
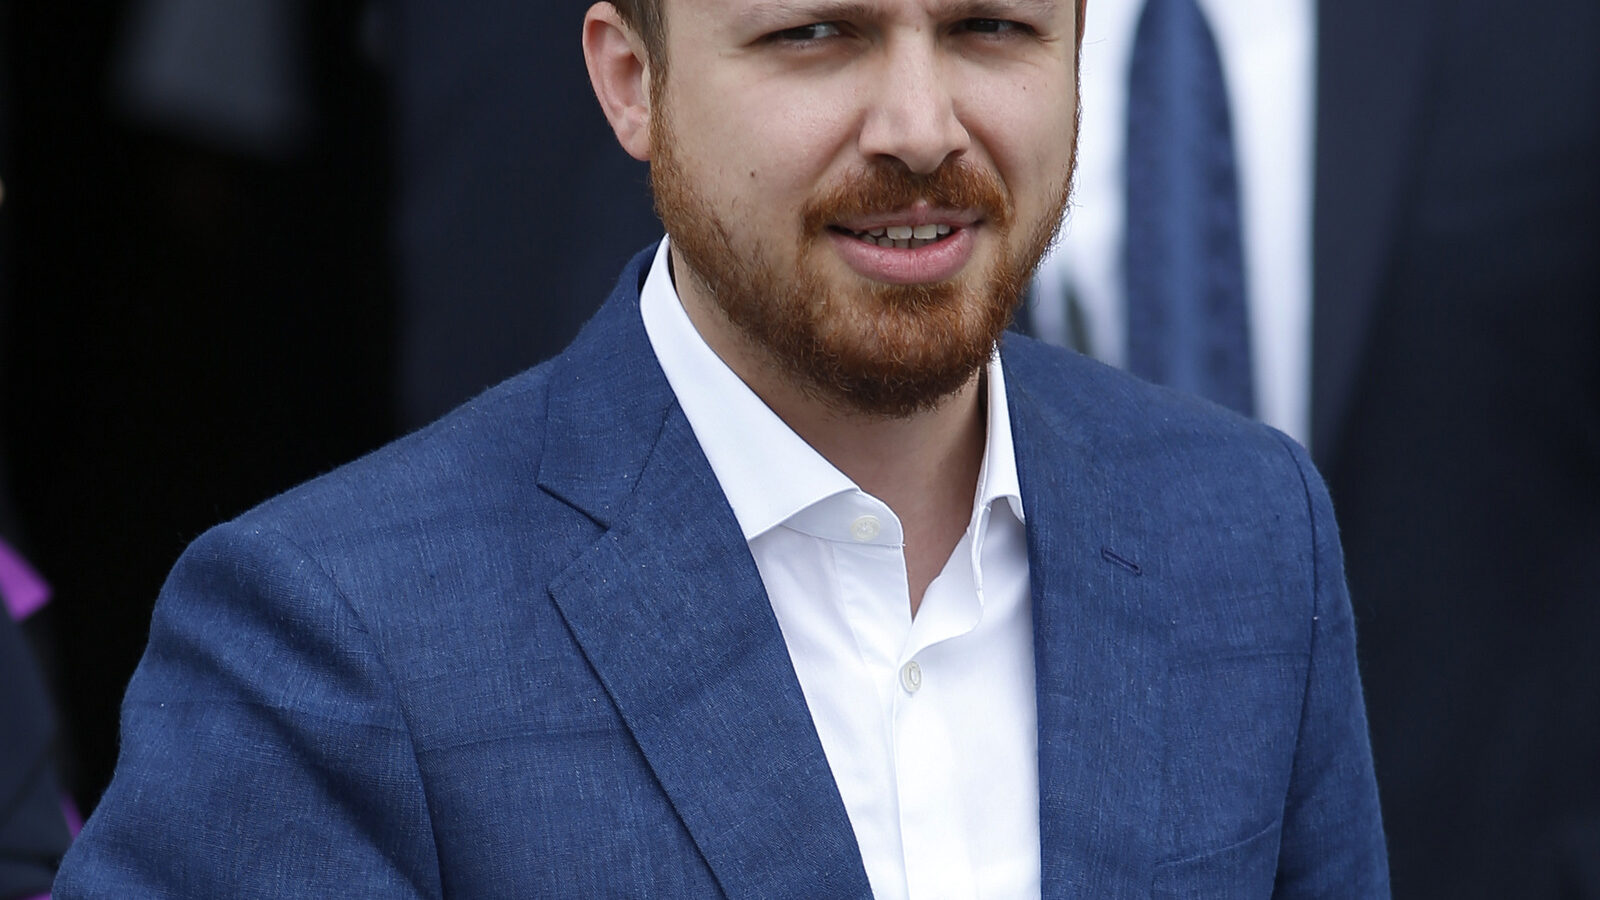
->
xmin=52 ymin=521 xmax=444 ymax=899
xmin=1272 ymin=434 xmax=1390 ymax=897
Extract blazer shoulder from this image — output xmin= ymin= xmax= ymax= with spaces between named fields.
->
xmin=234 ymin=243 xmax=664 ymax=552
xmin=249 ymin=361 xmax=561 ymax=540
xmin=1001 ymin=332 xmax=1307 ymax=473
xmin=197 ymin=261 xmax=673 ymax=637
xmin=1001 ymin=333 xmax=1334 ymax=614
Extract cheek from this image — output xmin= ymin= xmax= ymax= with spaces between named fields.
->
xmin=754 ymin=100 xmax=858 ymax=200
xmin=698 ymin=70 xmax=861 ymax=184
xmin=675 ymin=90 xmax=818 ymax=195
xmin=961 ymin=78 xmax=1077 ymax=199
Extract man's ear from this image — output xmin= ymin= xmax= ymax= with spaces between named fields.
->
xmin=584 ymin=3 xmax=654 ymax=162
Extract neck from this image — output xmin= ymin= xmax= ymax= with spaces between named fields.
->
xmin=675 ymin=253 xmax=988 ymax=614
xmin=772 ymin=376 xmax=988 ymax=616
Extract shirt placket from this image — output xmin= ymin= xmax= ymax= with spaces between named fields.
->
xmin=893 ymin=509 xmax=989 ymax=899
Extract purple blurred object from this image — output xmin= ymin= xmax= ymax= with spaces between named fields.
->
xmin=0 ymin=537 xmax=51 ymax=621
xmin=64 ymin=796 xmax=83 ymax=837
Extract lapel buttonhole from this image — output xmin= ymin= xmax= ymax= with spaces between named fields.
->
xmin=1101 ymin=547 xmax=1142 ymax=576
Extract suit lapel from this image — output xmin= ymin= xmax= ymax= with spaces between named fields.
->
xmin=1310 ymin=0 xmax=1438 ymax=463
xmin=1005 ymin=350 xmax=1170 ymax=896
xmin=538 ymin=253 xmax=873 ymax=899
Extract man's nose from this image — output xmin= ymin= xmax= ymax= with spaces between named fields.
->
xmin=857 ymin=38 xmax=971 ymax=174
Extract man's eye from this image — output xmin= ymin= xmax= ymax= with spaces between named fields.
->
xmin=771 ymin=22 xmax=844 ymax=42
xmin=958 ymin=18 xmax=1028 ymax=35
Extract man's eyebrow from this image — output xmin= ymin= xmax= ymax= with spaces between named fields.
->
xmin=935 ymin=0 xmax=1061 ymax=22
xmin=737 ymin=0 xmax=1061 ymax=28
xmin=737 ymin=0 xmax=879 ymax=28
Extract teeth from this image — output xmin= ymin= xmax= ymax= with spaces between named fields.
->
xmin=847 ymin=222 xmax=958 ymax=249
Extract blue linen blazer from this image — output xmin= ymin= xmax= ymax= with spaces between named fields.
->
xmin=54 ymin=247 xmax=1387 ymax=898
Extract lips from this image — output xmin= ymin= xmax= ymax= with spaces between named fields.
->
xmin=825 ymin=219 xmax=978 ymax=285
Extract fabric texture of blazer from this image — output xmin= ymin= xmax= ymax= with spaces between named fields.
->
xmin=55 ymin=247 xmax=1387 ymax=898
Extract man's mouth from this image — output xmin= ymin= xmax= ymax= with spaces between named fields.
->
xmin=831 ymin=223 xmax=957 ymax=250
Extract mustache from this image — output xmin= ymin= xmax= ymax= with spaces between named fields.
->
xmin=801 ymin=159 xmax=1014 ymax=235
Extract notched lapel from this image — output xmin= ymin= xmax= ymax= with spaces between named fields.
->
xmin=1006 ymin=364 xmax=1170 ymax=897
xmin=536 ymin=258 xmax=676 ymax=529
xmin=546 ymin=406 xmax=872 ymax=898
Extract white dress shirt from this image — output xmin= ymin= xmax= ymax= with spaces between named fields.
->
xmin=1034 ymin=0 xmax=1316 ymax=444
xmin=640 ymin=240 xmax=1040 ymax=900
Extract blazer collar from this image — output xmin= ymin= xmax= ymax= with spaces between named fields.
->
xmin=537 ymin=246 xmax=875 ymax=899
xmin=1311 ymin=0 xmax=1438 ymax=463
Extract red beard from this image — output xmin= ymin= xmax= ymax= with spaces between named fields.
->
xmin=650 ymin=106 xmax=1072 ymax=418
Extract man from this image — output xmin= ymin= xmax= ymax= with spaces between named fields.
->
xmin=54 ymin=0 xmax=1387 ymax=895
xmin=1028 ymin=2 xmax=1600 ymax=895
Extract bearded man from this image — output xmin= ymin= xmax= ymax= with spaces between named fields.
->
xmin=53 ymin=0 xmax=1387 ymax=896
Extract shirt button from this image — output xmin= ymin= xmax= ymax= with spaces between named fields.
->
xmin=900 ymin=660 xmax=923 ymax=694
xmin=850 ymin=515 xmax=881 ymax=542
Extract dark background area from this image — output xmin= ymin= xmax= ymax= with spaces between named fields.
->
xmin=2 ymin=1 xmax=399 ymax=808
xmin=0 ymin=0 xmax=661 ymax=814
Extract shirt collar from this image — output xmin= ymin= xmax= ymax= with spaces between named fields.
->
xmin=639 ymin=237 xmax=1025 ymax=542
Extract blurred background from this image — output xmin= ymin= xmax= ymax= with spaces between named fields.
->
xmin=0 ymin=0 xmax=660 ymax=822
xmin=4 ymin=1 xmax=396 ymax=818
